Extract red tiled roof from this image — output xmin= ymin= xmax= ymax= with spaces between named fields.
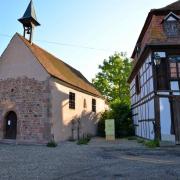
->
xmin=132 ymin=1 xmax=180 ymax=59
xmin=129 ymin=1 xmax=180 ymax=83
xmin=17 ymin=34 xmax=102 ymax=97
xmin=154 ymin=0 xmax=180 ymax=11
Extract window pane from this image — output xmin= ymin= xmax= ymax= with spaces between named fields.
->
xmin=169 ymin=56 xmax=180 ymax=61
xmin=171 ymin=71 xmax=177 ymax=77
xmin=170 ymin=64 xmax=177 ymax=78
xmin=92 ymin=99 xmax=96 ymax=112
xmin=169 ymin=56 xmax=180 ymax=79
xmin=69 ymin=92 xmax=75 ymax=109
xmin=170 ymin=67 xmax=177 ymax=73
xmin=170 ymin=62 xmax=176 ymax=67
xmin=171 ymin=73 xmax=178 ymax=78
xmin=170 ymin=81 xmax=179 ymax=90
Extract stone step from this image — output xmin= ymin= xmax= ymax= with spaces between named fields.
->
xmin=160 ymin=141 xmax=176 ymax=147
xmin=0 ymin=139 xmax=17 ymax=144
xmin=0 ymin=139 xmax=45 ymax=146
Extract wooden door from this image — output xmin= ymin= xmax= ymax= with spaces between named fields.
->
xmin=5 ymin=112 xmax=17 ymax=139
xmin=172 ymin=98 xmax=180 ymax=144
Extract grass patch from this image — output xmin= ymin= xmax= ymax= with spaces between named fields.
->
xmin=144 ymin=140 xmax=160 ymax=148
xmin=137 ymin=138 xmax=145 ymax=144
xmin=77 ymin=134 xmax=91 ymax=145
xmin=47 ymin=140 xmax=57 ymax=147
xmin=136 ymin=138 xmax=159 ymax=148
xmin=127 ymin=136 xmax=137 ymax=140
xmin=77 ymin=138 xmax=89 ymax=145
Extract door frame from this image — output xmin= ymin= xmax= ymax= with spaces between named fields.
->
xmin=4 ymin=111 xmax=17 ymax=140
xmin=171 ymin=96 xmax=180 ymax=144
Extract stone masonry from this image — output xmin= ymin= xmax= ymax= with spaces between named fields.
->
xmin=0 ymin=77 xmax=51 ymax=143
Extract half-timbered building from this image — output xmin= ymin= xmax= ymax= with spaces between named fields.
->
xmin=128 ymin=1 xmax=180 ymax=144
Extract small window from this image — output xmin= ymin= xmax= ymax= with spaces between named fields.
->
xmin=170 ymin=62 xmax=177 ymax=78
xmin=69 ymin=92 xmax=75 ymax=109
xmin=163 ymin=13 xmax=180 ymax=37
xmin=169 ymin=55 xmax=180 ymax=79
xmin=135 ymin=73 xmax=141 ymax=95
xmin=83 ymin=99 xmax=87 ymax=108
xmin=92 ymin=99 xmax=96 ymax=112
xmin=164 ymin=21 xmax=179 ymax=36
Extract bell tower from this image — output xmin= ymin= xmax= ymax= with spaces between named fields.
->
xmin=18 ymin=0 xmax=40 ymax=44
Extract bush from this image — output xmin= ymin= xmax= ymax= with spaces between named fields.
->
xmin=47 ymin=140 xmax=57 ymax=147
xmin=97 ymin=110 xmax=110 ymax=137
xmin=97 ymin=102 xmax=134 ymax=138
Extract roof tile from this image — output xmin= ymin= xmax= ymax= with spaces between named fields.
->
xmin=17 ymin=34 xmax=102 ymax=97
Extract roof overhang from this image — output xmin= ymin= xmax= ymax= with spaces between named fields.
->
xmin=18 ymin=17 xmax=40 ymax=26
xmin=131 ymin=9 xmax=180 ymax=59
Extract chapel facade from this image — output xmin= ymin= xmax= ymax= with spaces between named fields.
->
xmin=0 ymin=1 xmax=107 ymax=144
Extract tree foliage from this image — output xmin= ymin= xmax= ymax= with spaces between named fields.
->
xmin=94 ymin=53 xmax=134 ymax=137
xmin=92 ymin=53 xmax=132 ymax=105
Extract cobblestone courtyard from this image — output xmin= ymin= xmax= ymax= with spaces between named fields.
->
xmin=0 ymin=138 xmax=180 ymax=180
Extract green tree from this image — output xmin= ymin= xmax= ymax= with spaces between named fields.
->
xmin=92 ymin=52 xmax=132 ymax=105
xmin=94 ymin=53 xmax=134 ymax=137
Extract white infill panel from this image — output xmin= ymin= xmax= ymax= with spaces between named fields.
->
xmin=160 ymin=98 xmax=175 ymax=142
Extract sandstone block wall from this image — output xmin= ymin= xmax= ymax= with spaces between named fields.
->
xmin=0 ymin=77 xmax=51 ymax=143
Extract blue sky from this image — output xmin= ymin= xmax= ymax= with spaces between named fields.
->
xmin=0 ymin=0 xmax=173 ymax=81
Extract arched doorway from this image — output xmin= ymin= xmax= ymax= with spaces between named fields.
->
xmin=4 ymin=111 xmax=17 ymax=139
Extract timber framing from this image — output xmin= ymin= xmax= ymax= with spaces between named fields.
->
xmin=129 ymin=1 xmax=180 ymax=144
xmin=128 ymin=44 xmax=180 ymax=83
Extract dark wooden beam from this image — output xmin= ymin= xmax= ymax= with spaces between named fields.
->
xmin=154 ymin=95 xmax=161 ymax=140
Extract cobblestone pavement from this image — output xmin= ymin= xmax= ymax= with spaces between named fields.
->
xmin=0 ymin=138 xmax=180 ymax=180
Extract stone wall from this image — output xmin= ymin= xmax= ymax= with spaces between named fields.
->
xmin=0 ymin=77 xmax=51 ymax=143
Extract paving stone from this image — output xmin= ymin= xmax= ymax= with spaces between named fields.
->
xmin=0 ymin=138 xmax=179 ymax=179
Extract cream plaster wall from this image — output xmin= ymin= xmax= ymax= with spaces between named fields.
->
xmin=0 ymin=34 xmax=50 ymax=81
xmin=50 ymin=78 xmax=107 ymax=142
xmin=160 ymin=98 xmax=175 ymax=143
